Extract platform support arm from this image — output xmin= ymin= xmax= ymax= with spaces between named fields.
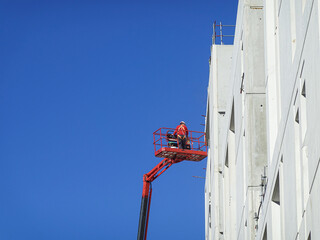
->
xmin=137 ymin=158 xmax=176 ymax=240
xmin=137 ymin=180 xmax=151 ymax=240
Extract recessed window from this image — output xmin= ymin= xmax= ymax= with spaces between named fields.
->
xmin=301 ymin=81 xmax=306 ymax=97
xmin=295 ymin=109 xmax=300 ymax=123
xmin=307 ymin=231 xmax=311 ymax=240
xmin=272 ymin=172 xmax=280 ymax=205
xmin=262 ymin=225 xmax=268 ymax=240
xmin=230 ymin=102 xmax=235 ymax=133
xmin=225 ymin=146 xmax=229 ymax=167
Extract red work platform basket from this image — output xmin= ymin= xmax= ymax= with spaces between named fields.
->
xmin=153 ymin=127 xmax=207 ymax=162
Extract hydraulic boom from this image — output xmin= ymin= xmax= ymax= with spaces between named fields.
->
xmin=137 ymin=127 xmax=207 ymax=240
xmin=137 ymin=158 xmax=183 ymax=240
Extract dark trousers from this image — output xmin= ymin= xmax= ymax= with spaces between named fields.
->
xmin=178 ymin=135 xmax=186 ymax=149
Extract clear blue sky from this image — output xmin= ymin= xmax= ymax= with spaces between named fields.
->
xmin=0 ymin=1 xmax=237 ymax=239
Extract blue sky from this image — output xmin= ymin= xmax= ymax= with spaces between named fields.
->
xmin=0 ymin=1 xmax=237 ymax=239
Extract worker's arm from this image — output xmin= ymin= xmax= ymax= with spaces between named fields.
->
xmin=173 ymin=125 xmax=179 ymax=135
xmin=186 ymin=127 xmax=189 ymax=137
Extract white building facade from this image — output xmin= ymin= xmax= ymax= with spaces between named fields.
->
xmin=205 ymin=0 xmax=320 ymax=239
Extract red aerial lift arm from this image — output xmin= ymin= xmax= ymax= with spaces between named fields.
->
xmin=137 ymin=158 xmax=182 ymax=240
xmin=137 ymin=127 xmax=207 ymax=240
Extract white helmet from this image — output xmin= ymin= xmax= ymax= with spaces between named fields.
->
xmin=180 ymin=121 xmax=186 ymax=124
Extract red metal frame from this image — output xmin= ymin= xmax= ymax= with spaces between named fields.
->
xmin=138 ymin=158 xmax=179 ymax=240
xmin=153 ymin=127 xmax=207 ymax=162
xmin=138 ymin=128 xmax=208 ymax=240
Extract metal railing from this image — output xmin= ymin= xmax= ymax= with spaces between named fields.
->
xmin=153 ymin=127 xmax=207 ymax=153
xmin=212 ymin=21 xmax=235 ymax=45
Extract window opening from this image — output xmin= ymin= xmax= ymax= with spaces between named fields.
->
xmin=272 ymin=172 xmax=280 ymax=205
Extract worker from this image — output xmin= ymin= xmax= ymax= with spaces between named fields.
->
xmin=173 ymin=121 xmax=189 ymax=149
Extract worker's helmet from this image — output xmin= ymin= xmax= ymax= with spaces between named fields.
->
xmin=180 ymin=121 xmax=186 ymax=125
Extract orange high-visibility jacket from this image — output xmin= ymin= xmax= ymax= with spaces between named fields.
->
xmin=173 ymin=124 xmax=188 ymax=137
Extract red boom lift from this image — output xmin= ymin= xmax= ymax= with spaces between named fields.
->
xmin=137 ymin=127 xmax=207 ymax=240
